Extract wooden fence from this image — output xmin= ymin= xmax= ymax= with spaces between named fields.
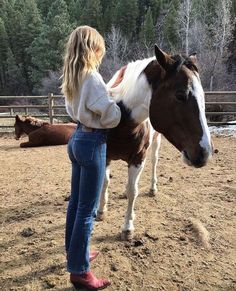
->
xmin=205 ymin=91 xmax=236 ymax=125
xmin=0 ymin=91 xmax=235 ymax=130
xmin=0 ymin=94 xmax=66 ymax=129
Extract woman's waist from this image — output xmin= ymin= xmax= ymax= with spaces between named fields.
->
xmin=76 ymin=122 xmax=109 ymax=134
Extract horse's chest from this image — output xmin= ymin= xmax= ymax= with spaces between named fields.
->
xmin=106 ymin=125 xmax=151 ymax=165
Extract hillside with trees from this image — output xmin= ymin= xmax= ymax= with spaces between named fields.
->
xmin=0 ymin=0 xmax=235 ymax=95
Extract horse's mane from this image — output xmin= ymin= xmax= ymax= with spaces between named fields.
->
xmin=171 ymin=54 xmax=198 ymax=73
xmin=23 ymin=116 xmax=49 ymax=127
xmin=107 ymin=57 xmax=155 ymax=101
xmin=106 ymin=54 xmax=198 ymax=110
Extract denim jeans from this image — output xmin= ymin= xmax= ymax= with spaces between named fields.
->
xmin=66 ymin=124 xmax=107 ymax=274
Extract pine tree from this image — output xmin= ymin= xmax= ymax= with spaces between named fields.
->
xmin=115 ymin=0 xmax=139 ymax=39
xmin=1 ymin=0 xmax=16 ymax=49
xmin=5 ymin=48 xmax=24 ymax=95
xmin=0 ymin=17 xmax=8 ymax=93
xmin=80 ymin=0 xmax=103 ymax=32
xmin=140 ymin=7 xmax=155 ymax=46
xmin=230 ymin=0 xmax=236 ymax=51
xmin=101 ymin=0 xmax=117 ymax=33
xmin=229 ymin=0 xmax=236 ymax=72
xmin=0 ymin=0 xmax=42 ymax=94
xmin=137 ymin=0 xmax=161 ymax=32
xmin=69 ymin=0 xmax=86 ymax=25
xmin=36 ymin=0 xmax=53 ymax=19
xmin=0 ymin=18 xmax=8 ymax=65
xmin=163 ymin=0 xmax=181 ymax=49
xmin=149 ymin=0 xmax=162 ymax=22
xmin=66 ymin=0 xmax=78 ymax=24
xmin=0 ymin=0 xmax=9 ymax=19
xmin=29 ymin=0 xmax=73 ymax=91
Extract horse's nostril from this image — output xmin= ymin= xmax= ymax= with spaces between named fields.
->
xmin=183 ymin=148 xmax=210 ymax=168
xmin=183 ymin=150 xmax=190 ymax=160
xmin=193 ymin=148 xmax=208 ymax=168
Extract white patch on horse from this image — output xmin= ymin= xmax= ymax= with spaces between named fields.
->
xmin=97 ymin=166 xmax=110 ymax=220
xmin=122 ymin=162 xmax=145 ymax=236
xmin=107 ymin=57 xmax=154 ymax=123
xmin=191 ymin=75 xmax=212 ymax=155
xmin=150 ymin=132 xmax=161 ymax=194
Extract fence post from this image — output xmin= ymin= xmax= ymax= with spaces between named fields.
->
xmin=48 ymin=93 xmax=54 ymax=124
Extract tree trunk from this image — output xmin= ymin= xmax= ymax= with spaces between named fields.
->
xmin=185 ymin=0 xmax=190 ymax=55
xmin=210 ymin=75 xmax=214 ymax=91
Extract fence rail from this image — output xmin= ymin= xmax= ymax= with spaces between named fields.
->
xmin=0 ymin=94 xmax=65 ymax=127
xmin=0 ymin=92 xmax=236 ymax=130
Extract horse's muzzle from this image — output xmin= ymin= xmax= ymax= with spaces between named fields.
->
xmin=182 ymin=147 xmax=212 ymax=168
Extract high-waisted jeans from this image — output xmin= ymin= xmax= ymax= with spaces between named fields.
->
xmin=66 ymin=124 xmax=107 ymax=274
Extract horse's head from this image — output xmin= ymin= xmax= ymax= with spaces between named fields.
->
xmin=14 ymin=115 xmax=24 ymax=140
xmin=149 ymin=45 xmax=212 ymax=168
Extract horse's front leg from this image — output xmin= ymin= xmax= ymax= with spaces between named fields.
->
xmin=20 ymin=131 xmax=43 ymax=147
xmin=20 ymin=141 xmax=30 ymax=147
xmin=20 ymin=140 xmax=37 ymax=147
xmin=121 ymin=161 xmax=145 ymax=241
xmin=96 ymin=165 xmax=110 ymax=221
xmin=150 ymin=133 xmax=161 ymax=196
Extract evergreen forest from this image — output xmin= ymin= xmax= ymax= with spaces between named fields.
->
xmin=0 ymin=0 xmax=235 ymax=96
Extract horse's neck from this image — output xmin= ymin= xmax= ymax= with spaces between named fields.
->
xmin=143 ymin=60 xmax=164 ymax=90
xmin=20 ymin=122 xmax=38 ymax=134
xmin=111 ymin=59 xmax=162 ymax=124
xmin=112 ymin=71 xmax=152 ymax=124
xmin=131 ymin=61 xmax=163 ymax=123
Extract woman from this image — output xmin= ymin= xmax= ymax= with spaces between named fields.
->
xmin=61 ymin=26 xmax=121 ymax=290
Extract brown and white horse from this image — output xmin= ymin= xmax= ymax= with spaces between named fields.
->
xmin=98 ymin=46 xmax=212 ymax=240
xmin=14 ymin=115 xmax=76 ymax=147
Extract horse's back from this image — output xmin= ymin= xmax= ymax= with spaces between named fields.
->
xmin=29 ymin=123 xmax=76 ymax=146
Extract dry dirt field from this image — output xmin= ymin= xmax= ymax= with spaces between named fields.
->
xmin=0 ymin=134 xmax=235 ymax=291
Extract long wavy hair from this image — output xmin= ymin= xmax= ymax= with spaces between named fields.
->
xmin=61 ymin=26 xmax=105 ymax=102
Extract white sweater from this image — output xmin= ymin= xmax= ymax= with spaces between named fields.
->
xmin=65 ymin=71 xmax=121 ymax=129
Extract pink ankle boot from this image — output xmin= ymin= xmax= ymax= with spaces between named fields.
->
xmin=70 ymin=271 xmax=111 ymax=290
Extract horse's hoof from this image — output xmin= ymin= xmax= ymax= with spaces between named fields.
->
xmin=96 ymin=211 xmax=106 ymax=221
xmin=149 ymin=188 xmax=157 ymax=197
xmin=121 ymin=230 xmax=134 ymax=241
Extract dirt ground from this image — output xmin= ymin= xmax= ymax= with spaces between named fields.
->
xmin=0 ymin=134 xmax=235 ymax=291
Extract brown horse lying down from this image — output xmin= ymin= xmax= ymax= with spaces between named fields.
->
xmin=14 ymin=115 xmax=76 ymax=147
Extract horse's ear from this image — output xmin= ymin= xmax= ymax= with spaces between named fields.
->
xmin=189 ymin=52 xmax=197 ymax=64
xmin=154 ymin=45 xmax=174 ymax=72
xmin=155 ymin=45 xmax=168 ymax=70
xmin=16 ymin=115 xmax=21 ymax=121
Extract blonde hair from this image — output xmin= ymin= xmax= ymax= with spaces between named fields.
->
xmin=61 ymin=26 xmax=105 ymax=101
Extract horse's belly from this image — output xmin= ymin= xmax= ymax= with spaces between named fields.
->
xmin=106 ymin=139 xmax=147 ymax=165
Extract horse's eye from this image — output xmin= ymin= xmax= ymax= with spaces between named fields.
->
xmin=175 ymin=91 xmax=187 ymax=102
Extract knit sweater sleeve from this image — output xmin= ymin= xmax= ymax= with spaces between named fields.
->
xmin=86 ymin=73 xmax=121 ymax=128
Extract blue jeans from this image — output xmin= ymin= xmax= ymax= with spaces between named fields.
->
xmin=66 ymin=124 xmax=107 ymax=274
